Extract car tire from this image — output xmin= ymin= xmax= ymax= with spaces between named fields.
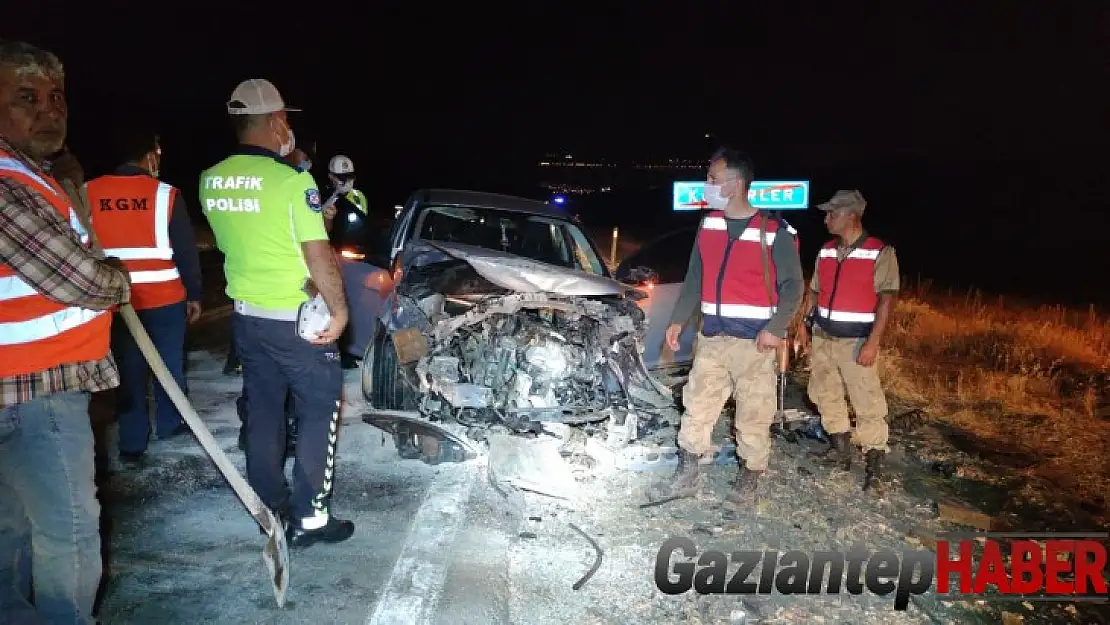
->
xmin=360 ymin=329 xmax=377 ymax=404
xmin=362 ymin=324 xmax=417 ymax=411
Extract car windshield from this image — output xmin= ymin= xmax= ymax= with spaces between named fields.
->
xmin=413 ymin=205 xmax=607 ymax=276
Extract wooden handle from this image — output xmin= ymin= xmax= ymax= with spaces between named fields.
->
xmin=118 ymin=304 xmax=274 ymax=529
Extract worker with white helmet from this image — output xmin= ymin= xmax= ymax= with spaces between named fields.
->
xmin=322 ymin=155 xmax=368 ymax=229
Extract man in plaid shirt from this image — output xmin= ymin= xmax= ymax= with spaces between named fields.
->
xmin=0 ymin=40 xmax=131 ymax=623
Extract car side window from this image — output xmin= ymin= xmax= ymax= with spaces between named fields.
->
xmin=623 ymin=229 xmax=697 ymax=284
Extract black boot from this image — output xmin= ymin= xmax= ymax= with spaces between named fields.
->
xmin=863 ymin=449 xmax=885 ymax=492
xmin=812 ymin=432 xmax=852 ymax=471
xmin=724 ymin=464 xmax=763 ymax=510
xmin=286 ymin=516 xmax=355 ymax=548
xmin=647 ymin=449 xmax=702 ymax=502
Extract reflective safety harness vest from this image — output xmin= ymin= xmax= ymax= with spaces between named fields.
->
xmin=345 ymin=189 xmax=367 ymax=214
xmin=814 ymin=236 xmax=885 ymax=338
xmin=84 ymin=175 xmax=185 ymax=310
xmin=698 ymin=210 xmax=798 ymax=339
xmin=0 ymin=150 xmax=112 ymax=377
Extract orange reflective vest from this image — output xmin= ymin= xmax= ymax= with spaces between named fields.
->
xmin=85 ymin=175 xmax=185 ymax=310
xmin=0 ymin=149 xmax=112 ymax=377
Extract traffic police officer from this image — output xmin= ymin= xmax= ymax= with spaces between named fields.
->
xmin=85 ymin=128 xmax=203 ymax=466
xmin=797 ymin=189 xmax=900 ymax=491
xmin=649 ymin=147 xmax=804 ymax=510
xmin=321 ymin=155 xmax=369 ymax=249
xmin=199 ymin=78 xmax=353 ymax=547
xmin=323 ymin=155 xmax=367 ymax=214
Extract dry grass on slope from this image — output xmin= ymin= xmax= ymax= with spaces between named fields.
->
xmin=875 ymin=281 xmax=1109 ymax=519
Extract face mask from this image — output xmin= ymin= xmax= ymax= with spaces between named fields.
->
xmin=274 ymin=118 xmax=295 ymax=157
xmin=332 ymin=176 xmax=353 ymax=193
xmin=704 ymin=183 xmax=728 ymax=209
xmin=300 ymin=159 xmax=312 ymax=172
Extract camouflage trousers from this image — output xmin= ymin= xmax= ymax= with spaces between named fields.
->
xmin=677 ymin=333 xmax=777 ymax=471
xmin=806 ymin=332 xmax=890 ymax=452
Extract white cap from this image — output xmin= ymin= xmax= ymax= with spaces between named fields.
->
xmin=329 ymin=155 xmax=355 ymax=175
xmin=226 ymin=78 xmax=301 ymax=115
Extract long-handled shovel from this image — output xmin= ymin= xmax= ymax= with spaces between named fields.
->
xmin=118 ymin=303 xmax=290 ymax=607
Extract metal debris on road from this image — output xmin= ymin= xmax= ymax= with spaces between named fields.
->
xmin=567 ymin=522 xmax=602 ymax=591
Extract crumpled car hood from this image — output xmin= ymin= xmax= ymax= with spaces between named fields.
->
xmin=406 ymin=240 xmax=633 ymax=297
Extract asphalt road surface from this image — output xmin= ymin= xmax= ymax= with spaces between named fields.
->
xmin=91 ymin=349 xmax=583 ymax=625
xmin=91 ymin=251 xmax=606 ymax=624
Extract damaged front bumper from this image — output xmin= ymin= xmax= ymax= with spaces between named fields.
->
xmin=365 ymin=241 xmax=680 ymax=464
xmin=400 ymin=290 xmax=677 ymax=448
xmin=416 ymin=291 xmax=674 ymax=430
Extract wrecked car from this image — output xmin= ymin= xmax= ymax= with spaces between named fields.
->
xmin=348 ymin=190 xmax=680 ymax=463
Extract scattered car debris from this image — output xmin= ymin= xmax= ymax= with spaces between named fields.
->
xmin=891 ymin=407 xmax=929 ymax=432
xmin=927 ymin=459 xmax=958 ymax=478
xmin=567 ymin=522 xmax=602 ymax=590
xmin=486 ymin=434 xmax=578 ymax=502
xmin=361 ymin=409 xmax=482 ymax=464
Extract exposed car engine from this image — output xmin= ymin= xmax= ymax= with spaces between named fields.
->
xmin=382 ymin=245 xmax=678 ymax=449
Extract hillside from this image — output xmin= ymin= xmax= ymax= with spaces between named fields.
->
xmin=870 ymin=282 xmax=1109 ymax=528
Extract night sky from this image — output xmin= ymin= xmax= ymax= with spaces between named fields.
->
xmin=10 ymin=1 xmax=1110 ymax=305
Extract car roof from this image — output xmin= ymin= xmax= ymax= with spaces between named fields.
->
xmin=410 ymin=188 xmax=571 ymax=220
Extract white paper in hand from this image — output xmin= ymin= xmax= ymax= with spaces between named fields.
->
xmin=296 ymin=293 xmax=332 ymax=341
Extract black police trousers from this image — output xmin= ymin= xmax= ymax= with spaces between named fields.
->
xmin=231 ymin=311 xmax=343 ymax=523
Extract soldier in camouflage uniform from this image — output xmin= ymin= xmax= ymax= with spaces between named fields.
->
xmin=648 ymin=148 xmax=804 ymax=509
xmin=797 ymin=190 xmax=900 ymax=491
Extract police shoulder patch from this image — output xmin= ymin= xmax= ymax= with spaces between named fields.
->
xmin=306 ymin=188 xmax=323 ymax=212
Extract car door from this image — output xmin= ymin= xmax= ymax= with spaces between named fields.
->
xmin=615 ymin=227 xmax=699 ymax=371
xmin=339 ymin=206 xmax=407 ymax=359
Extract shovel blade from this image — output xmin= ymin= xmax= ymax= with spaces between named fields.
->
xmin=261 ymin=509 xmax=290 ymax=608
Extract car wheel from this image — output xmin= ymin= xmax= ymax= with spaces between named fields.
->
xmin=360 ymin=329 xmax=377 ymax=403
xmin=362 ymin=325 xmax=417 ymax=411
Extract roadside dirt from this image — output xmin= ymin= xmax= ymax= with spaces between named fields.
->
xmin=485 ymin=372 xmax=1110 ymax=625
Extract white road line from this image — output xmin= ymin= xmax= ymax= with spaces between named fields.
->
xmin=366 ymin=461 xmax=480 ymax=625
